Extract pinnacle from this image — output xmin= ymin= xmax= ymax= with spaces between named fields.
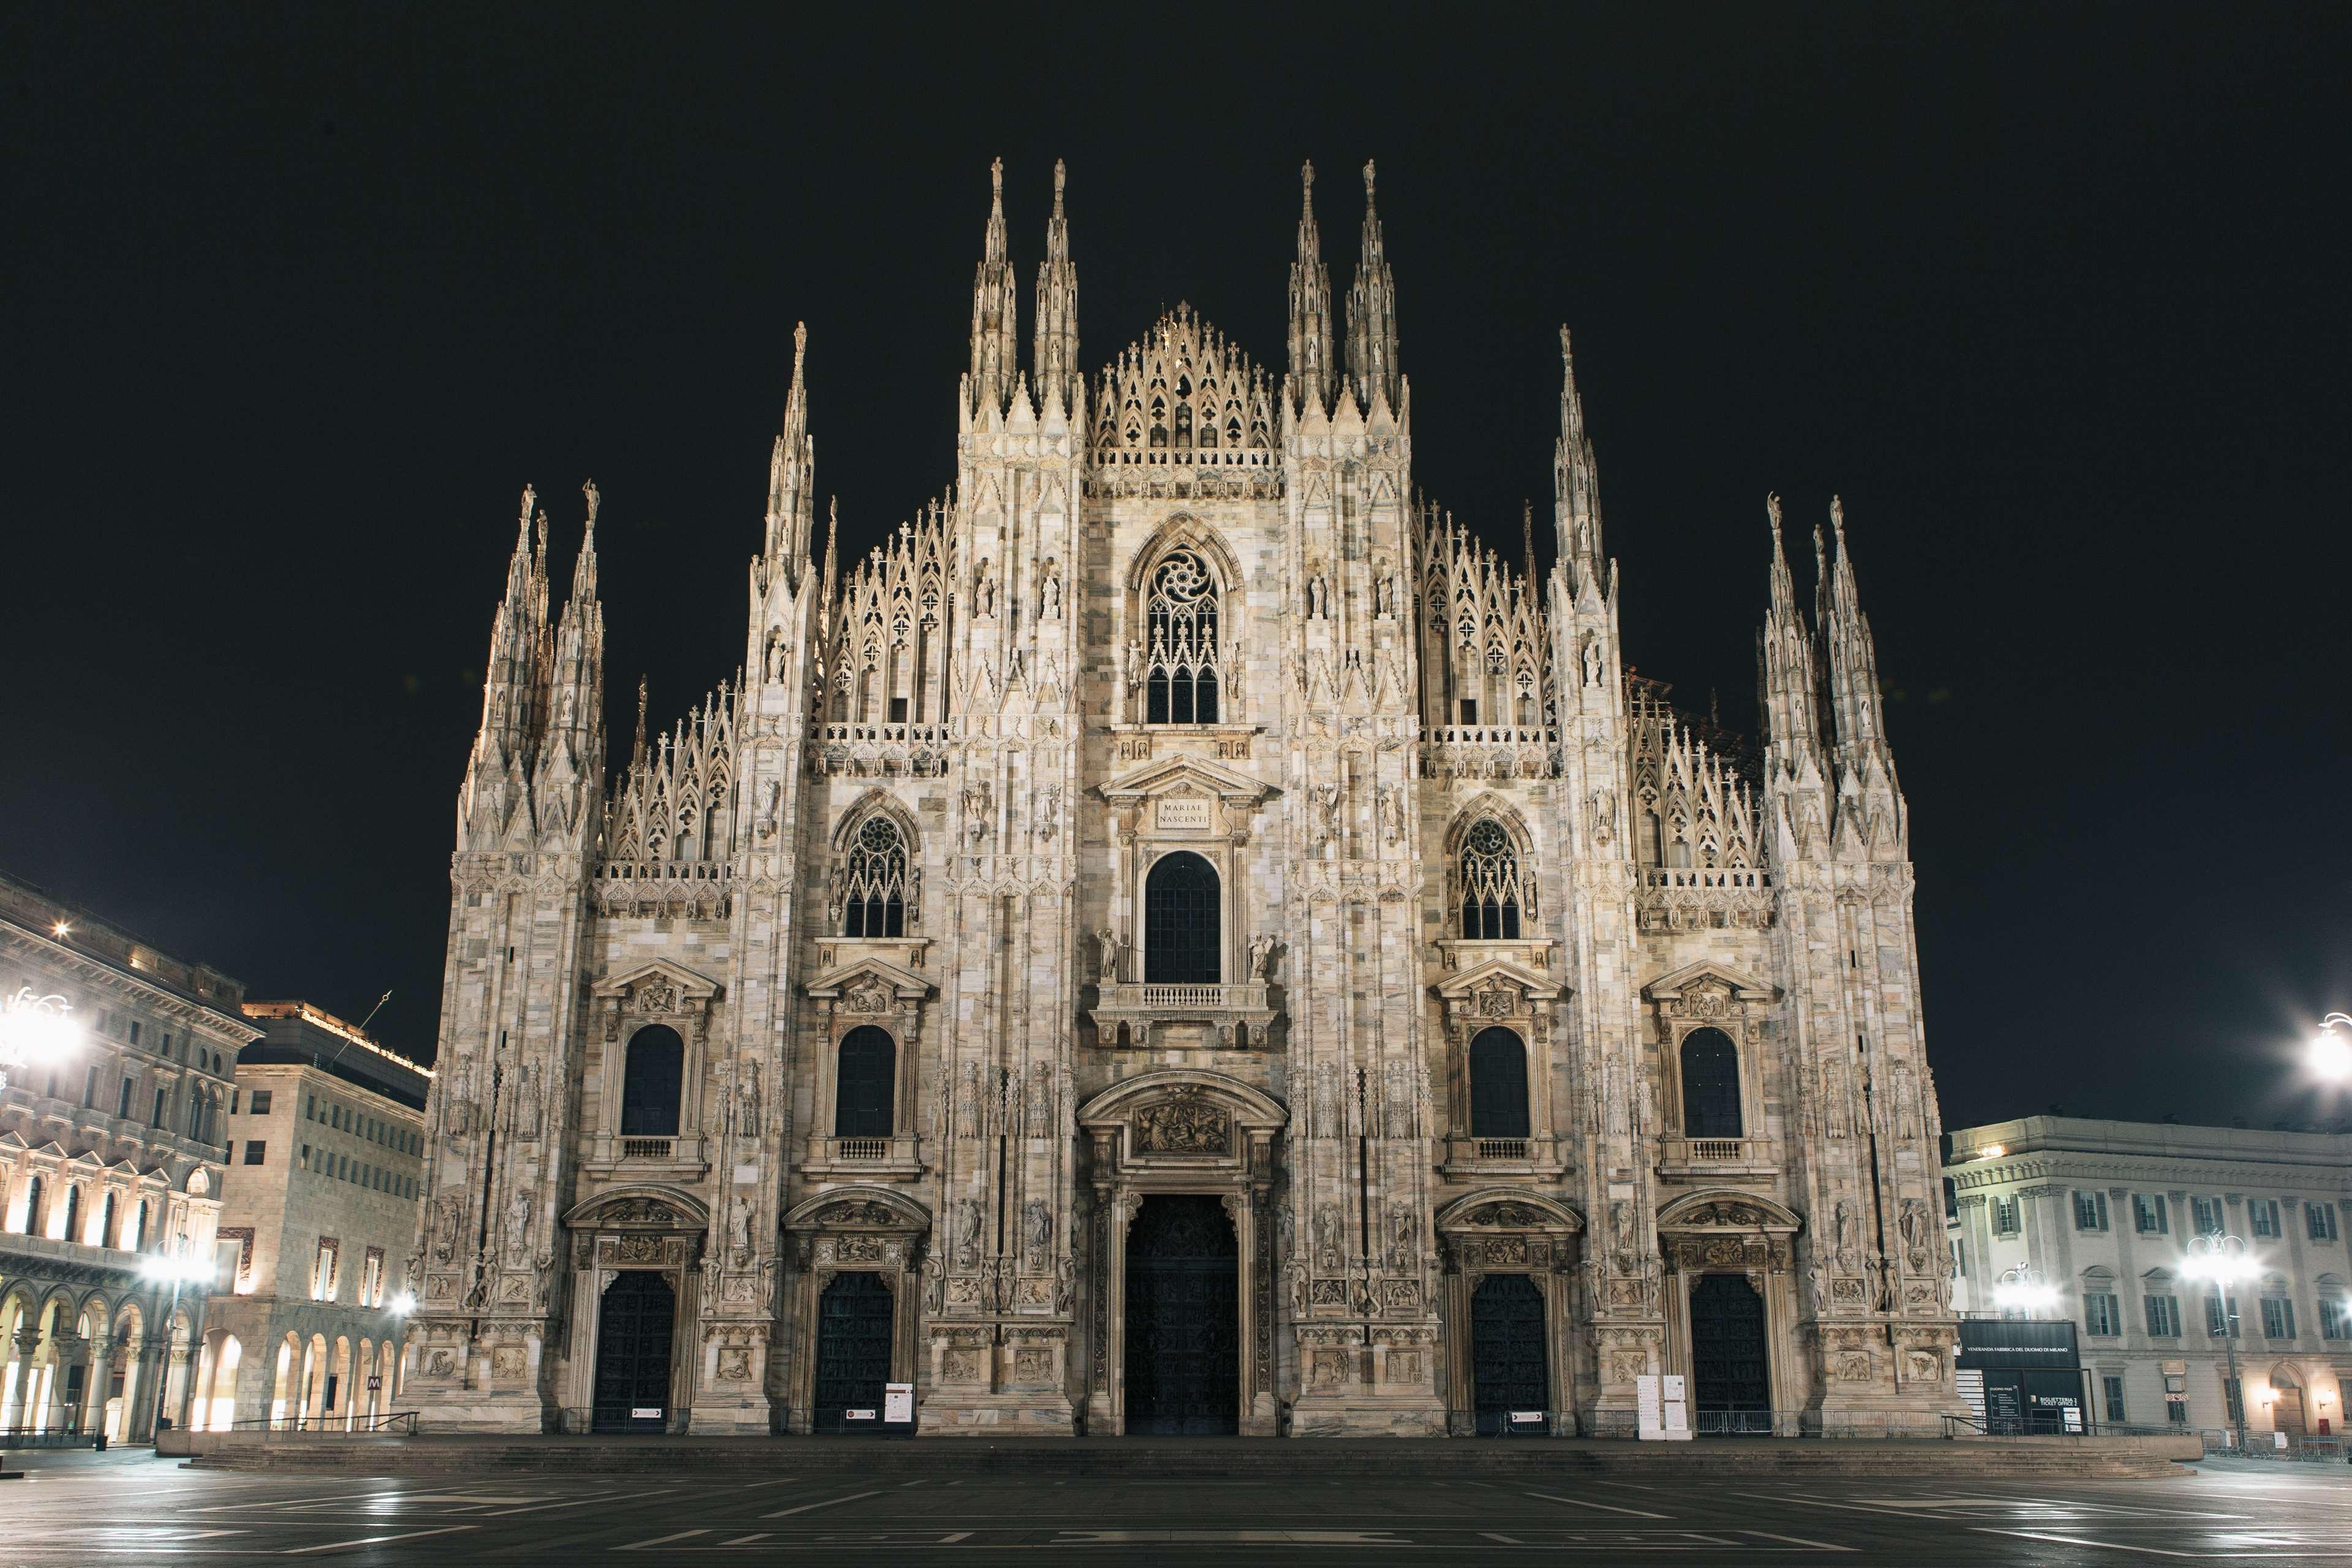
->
xmin=1363 ymin=159 xmax=1376 ymax=196
xmin=582 ymin=478 xmax=600 ymax=530
xmin=792 ymin=321 xmax=807 ymax=378
xmin=1053 ymin=157 xmax=1066 ymax=205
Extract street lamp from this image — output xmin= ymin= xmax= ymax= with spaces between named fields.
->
xmin=0 ymin=987 xmax=81 ymax=1095
xmin=1992 ymin=1265 xmax=2061 ymax=1317
xmin=2182 ymin=1233 xmax=2257 ymax=1453
xmin=2312 ymin=1013 xmax=2352 ymax=1084
xmin=140 ymin=1237 xmax=214 ymax=1439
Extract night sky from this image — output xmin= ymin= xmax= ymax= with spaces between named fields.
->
xmin=7 ymin=8 xmax=2346 ymax=1131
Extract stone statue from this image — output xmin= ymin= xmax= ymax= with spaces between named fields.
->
xmin=734 ymin=1065 xmax=761 ymax=1137
xmin=1834 ymin=1199 xmax=1860 ymax=1273
xmin=756 ymin=777 xmax=781 ymax=837
xmin=1042 ymin=563 xmax=1063 ymax=619
xmin=956 ymin=1197 xmax=983 ymax=1267
xmin=505 ymin=1191 xmax=531 ymax=1262
xmin=1581 ymin=634 xmax=1603 ymax=687
xmin=1378 ymin=786 xmax=1403 ymax=845
xmin=431 ymin=1194 xmax=462 ymax=1262
xmin=1609 ymin=1199 xmax=1636 ymax=1273
xmin=731 ymin=1196 xmax=756 ymax=1264
xmin=1025 ymin=1199 xmax=1052 ymax=1265
xmin=1096 ymin=928 xmax=1123 ymax=981
xmin=1247 ymin=931 xmax=1278 ymax=979
xmin=1313 ymin=1205 xmax=1340 ymax=1270
xmin=1899 ymin=1198 xmax=1931 ymax=1274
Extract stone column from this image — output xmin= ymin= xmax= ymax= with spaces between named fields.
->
xmin=1 ymin=1330 xmax=39 ymax=1428
xmin=47 ymin=1332 xmax=87 ymax=1434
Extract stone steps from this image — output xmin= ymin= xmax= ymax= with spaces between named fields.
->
xmin=187 ymin=1433 xmax=2196 ymax=1480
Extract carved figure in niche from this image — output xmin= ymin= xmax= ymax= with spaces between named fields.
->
xmin=1023 ymin=1199 xmax=1052 ymax=1267
xmin=733 ymin=1064 xmax=761 ymax=1137
xmin=1306 ymin=571 xmax=1327 ymax=619
xmin=756 ymin=777 xmax=781 ymax=837
xmin=1035 ymin=785 xmax=1061 ymax=842
xmin=973 ymin=562 xmax=996 ymax=618
xmin=1581 ymin=633 xmax=1602 ymax=687
xmin=957 ymin=1063 xmax=982 ymax=1137
xmin=1378 ymin=786 xmax=1403 ymax=845
xmin=1041 ymin=560 xmax=1063 ymax=619
xmin=1312 ymin=782 xmax=1340 ymax=848
xmin=1054 ymin=1254 xmax=1075 ymax=1314
xmin=1898 ymin=1198 xmax=1931 ymax=1274
xmin=1096 ymin=927 xmax=1123 ymax=981
xmin=921 ymin=1249 xmax=946 ymax=1315
xmin=1313 ymin=1205 xmax=1341 ymax=1271
xmin=1246 ymin=931 xmax=1279 ymax=980
xmin=1833 ymin=1199 xmax=1860 ymax=1273
xmin=1276 ymin=1197 xmax=1295 ymax=1259
xmin=730 ymin=1196 xmax=756 ymax=1265
xmin=505 ymin=1190 xmax=532 ymax=1264
xmin=1375 ymin=565 xmax=1396 ymax=618
xmin=1385 ymin=1204 xmax=1416 ymax=1270
xmin=1636 ymin=1076 xmax=1656 ymax=1138
xmin=1823 ymin=1063 xmax=1852 ymax=1136
xmin=432 ymin=1194 xmax=463 ymax=1262
xmin=956 ymin=1197 xmax=984 ymax=1267
xmin=962 ymin=780 xmax=990 ymax=847
xmin=1603 ymin=1058 xmax=1628 ymax=1137
xmin=1609 ymin=1199 xmax=1636 ymax=1273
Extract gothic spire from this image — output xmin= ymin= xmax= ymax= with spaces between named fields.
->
xmin=1554 ymin=326 xmax=1604 ymax=578
xmin=541 ymin=481 xmax=606 ymax=782
xmin=764 ymin=322 xmax=816 ymax=581
xmin=1344 ymin=160 xmax=1400 ymax=411
xmin=1033 ymin=159 xmax=1079 ymax=422
xmin=1757 ymin=492 xmax=1822 ymax=775
xmin=630 ymin=675 xmax=649 ymax=771
xmin=477 ymin=485 xmax=550 ymax=759
xmin=1286 ymin=160 xmax=1335 ymax=416
xmin=968 ymin=157 xmax=1019 ymax=418
xmin=1816 ymin=496 xmax=1890 ymax=764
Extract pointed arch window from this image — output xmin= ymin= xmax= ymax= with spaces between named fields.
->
xmin=1679 ymin=1027 xmax=1743 ymax=1140
xmin=834 ymin=1026 xmax=896 ymax=1138
xmin=842 ymin=815 xmax=910 ymax=937
xmin=1458 ymin=819 xmax=1526 ymax=939
xmin=1145 ymin=549 xmax=1221 ymax=725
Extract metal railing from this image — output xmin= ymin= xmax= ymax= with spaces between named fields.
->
xmin=833 ymin=1138 xmax=889 ymax=1161
xmin=223 ymin=1411 xmax=420 ymax=1436
xmin=1691 ymin=1409 xmax=1777 ymax=1436
xmin=0 ymin=1424 xmax=99 ymax=1449
xmin=619 ymin=1137 xmax=674 ymax=1161
xmin=1447 ymin=1409 xmax=1561 ymax=1438
xmin=1475 ymin=1138 xmax=1531 ymax=1161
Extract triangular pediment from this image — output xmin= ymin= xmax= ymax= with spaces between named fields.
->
xmin=62 ymin=1149 xmax=106 ymax=1172
xmin=1098 ymin=752 xmax=1276 ymax=804
xmin=1431 ymin=957 xmax=1567 ymax=1001
xmin=591 ymin=957 xmax=722 ymax=1002
xmin=1643 ymin=960 xmax=1776 ymax=1003
xmin=802 ymin=953 xmax=935 ymax=1002
xmin=0 ymin=1131 xmax=26 ymax=1153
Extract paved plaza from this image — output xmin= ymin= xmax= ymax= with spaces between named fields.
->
xmin=5 ymin=1447 xmax=2351 ymax=1562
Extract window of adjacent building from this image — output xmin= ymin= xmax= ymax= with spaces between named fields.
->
xmin=300 ymin=1144 xmax=311 ymax=1169
xmin=1468 ymin=1028 xmax=1531 ymax=1140
xmin=2223 ymin=1373 xmax=2245 ymax=1425
xmin=2167 ymin=1392 xmax=2188 ymax=1425
xmin=129 ymin=1022 xmax=140 ymax=1046
xmin=2320 ymin=1292 xmax=2351 ymax=1341
xmin=129 ymin=1200 xmax=147 ymax=1251
xmin=312 ymin=1240 xmax=339 ymax=1302
xmin=841 ymin=815 xmax=911 ymax=938
xmin=244 ymin=1141 xmax=265 ymax=1166
xmin=2073 ymin=1191 xmax=2109 ymax=1232
xmin=2309 ymin=1202 xmax=2340 ymax=1243
xmin=250 ymin=1090 xmax=271 ymax=1115
xmin=2145 ymin=1292 xmax=2181 ymax=1337
xmin=362 ymin=1248 xmax=385 ymax=1308
xmin=81 ymin=1065 xmax=99 ymax=1109
xmin=1992 ymin=1196 xmax=2021 ymax=1236
xmin=2101 ymin=1374 xmax=2127 ymax=1424
xmin=2190 ymin=1196 xmax=2222 ymax=1235
xmin=834 ymin=1026 xmax=896 ymax=1139
xmin=2260 ymin=1296 xmax=2296 ymax=1340
xmin=99 ymin=1192 xmax=117 ymax=1249
xmin=305 ymin=1093 xmax=315 ymax=1120
xmin=15 ymin=1175 xmax=42 ymax=1235
xmin=61 ymin=1185 xmax=81 ymax=1245
xmin=1679 ymin=1028 xmax=1743 ymax=1140
xmin=2083 ymin=1291 xmax=2121 ymax=1337
xmin=2132 ymin=1193 xmax=2168 ymax=1234
xmin=151 ymin=1088 xmax=167 ymax=1127
xmin=2204 ymin=1290 xmax=2240 ymax=1339
xmin=117 ymin=1078 xmax=133 ymax=1119
xmin=2248 ymin=1198 xmax=2280 ymax=1238
xmin=620 ymin=1025 xmax=685 ymax=1137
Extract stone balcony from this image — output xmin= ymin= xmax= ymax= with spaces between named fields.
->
xmin=797 ymin=1133 xmax=925 ymax=1183
xmin=582 ymin=1133 xmax=711 ymax=1182
xmin=1655 ymin=1135 xmax=1779 ymax=1181
xmin=1091 ymin=981 xmax=1279 ymax=1050
xmin=1437 ymin=1134 xmax=1570 ymax=1182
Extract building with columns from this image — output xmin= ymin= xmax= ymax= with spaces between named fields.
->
xmin=193 ymin=1000 xmax=430 ymax=1433
xmin=0 ymin=870 xmax=247 ymax=1441
xmin=1947 ymin=1115 xmax=2352 ymax=1440
xmin=408 ymin=159 xmax=1961 ymax=1438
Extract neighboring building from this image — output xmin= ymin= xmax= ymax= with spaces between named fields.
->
xmin=0 ymin=870 xmax=250 ymax=1441
xmin=411 ymin=159 xmax=1961 ymax=1439
xmin=194 ymin=1001 xmax=431 ymax=1431
xmin=1947 ymin=1116 xmax=2352 ymax=1440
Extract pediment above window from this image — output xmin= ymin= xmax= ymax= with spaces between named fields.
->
xmin=1098 ymin=753 xmax=1276 ymax=807
xmin=1643 ymin=960 xmax=1776 ymax=1005
xmin=592 ymin=959 xmax=723 ymax=1009
xmin=1431 ymin=956 xmax=1567 ymax=1005
xmin=803 ymin=956 xmax=935 ymax=1009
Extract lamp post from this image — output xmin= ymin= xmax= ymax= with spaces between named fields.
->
xmin=2312 ymin=1013 xmax=2352 ymax=1084
xmin=140 ymin=1236 xmax=214 ymax=1440
xmin=2183 ymin=1232 xmax=2256 ymax=1453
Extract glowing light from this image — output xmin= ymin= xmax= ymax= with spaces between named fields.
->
xmin=1992 ymin=1271 xmax=2062 ymax=1314
xmin=51 ymin=921 xmax=70 ymax=939
xmin=138 ymin=1251 xmax=214 ymax=1286
xmin=388 ymin=1291 xmax=416 ymax=1316
xmin=2312 ymin=1014 xmax=2352 ymax=1084
xmin=0 ymin=987 xmax=81 ymax=1068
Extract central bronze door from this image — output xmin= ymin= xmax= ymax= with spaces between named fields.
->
xmin=1471 ymin=1273 xmax=1548 ymax=1434
xmin=1689 ymin=1272 xmax=1771 ymax=1434
xmin=1124 ymin=1195 xmax=1238 ymax=1434
xmin=813 ymin=1272 xmax=894 ymax=1433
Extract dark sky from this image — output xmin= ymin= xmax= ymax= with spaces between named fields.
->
xmin=7 ymin=7 xmax=2347 ymax=1130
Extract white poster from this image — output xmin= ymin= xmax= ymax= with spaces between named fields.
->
xmin=884 ymin=1383 xmax=914 ymax=1423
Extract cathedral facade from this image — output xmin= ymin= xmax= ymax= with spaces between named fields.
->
xmin=406 ymin=159 xmax=1962 ymax=1438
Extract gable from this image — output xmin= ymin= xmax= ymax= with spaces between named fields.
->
xmin=1098 ymin=752 xmax=1277 ymax=805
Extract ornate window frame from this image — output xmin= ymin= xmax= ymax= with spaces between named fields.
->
xmin=826 ymin=790 xmax=923 ymax=938
xmin=1643 ymin=962 xmax=1778 ymax=1178
xmin=1431 ymin=959 xmax=1568 ymax=1178
xmin=586 ymin=961 xmax=722 ymax=1181
xmin=801 ymin=956 xmax=933 ymax=1180
xmin=1115 ymin=518 xmax=1248 ymax=729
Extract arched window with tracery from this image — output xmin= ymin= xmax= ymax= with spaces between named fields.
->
xmin=834 ymin=1026 xmax=896 ymax=1138
xmin=1144 ymin=850 xmax=1221 ymax=984
xmin=1458 ymin=819 xmax=1526 ymax=940
xmin=1145 ymin=549 xmax=1221 ymax=725
xmin=842 ymin=815 xmax=910 ymax=937
xmin=1679 ymin=1026 xmax=1743 ymax=1139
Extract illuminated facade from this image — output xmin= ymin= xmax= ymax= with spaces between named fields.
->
xmin=408 ymin=160 xmax=1961 ymax=1437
